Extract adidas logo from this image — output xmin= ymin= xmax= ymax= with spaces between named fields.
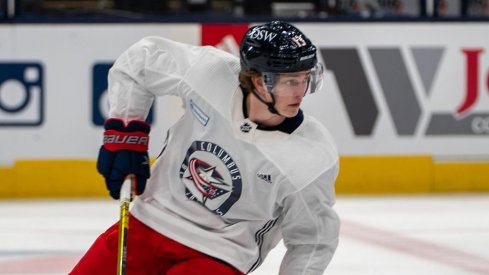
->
xmin=257 ymin=173 xmax=272 ymax=184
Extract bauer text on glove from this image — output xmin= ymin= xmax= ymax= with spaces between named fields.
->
xmin=97 ymin=118 xmax=150 ymax=199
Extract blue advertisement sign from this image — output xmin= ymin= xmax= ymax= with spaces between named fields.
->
xmin=0 ymin=63 xmax=44 ymax=126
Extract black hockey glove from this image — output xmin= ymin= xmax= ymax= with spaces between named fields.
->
xmin=97 ymin=118 xmax=150 ymax=199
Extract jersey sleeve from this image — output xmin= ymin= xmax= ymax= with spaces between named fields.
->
xmin=279 ymin=163 xmax=340 ymax=275
xmin=106 ymin=36 xmax=201 ymax=121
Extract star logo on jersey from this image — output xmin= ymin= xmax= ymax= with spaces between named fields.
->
xmin=240 ymin=122 xmax=252 ymax=133
xmin=179 ymin=141 xmax=243 ymax=216
xmin=185 ymin=158 xmax=231 ymax=201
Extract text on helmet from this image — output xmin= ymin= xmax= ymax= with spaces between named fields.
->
xmin=249 ymin=29 xmax=278 ymax=42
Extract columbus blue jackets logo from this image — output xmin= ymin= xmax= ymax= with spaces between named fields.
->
xmin=179 ymin=141 xmax=242 ymax=216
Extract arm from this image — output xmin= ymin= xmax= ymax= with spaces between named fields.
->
xmin=279 ymin=163 xmax=340 ymax=275
xmin=98 ymin=36 xmax=201 ymax=198
xmin=107 ymin=36 xmax=199 ymax=121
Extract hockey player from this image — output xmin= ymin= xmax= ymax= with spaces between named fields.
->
xmin=70 ymin=21 xmax=340 ymax=275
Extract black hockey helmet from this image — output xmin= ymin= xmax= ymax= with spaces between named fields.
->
xmin=240 ymin=21 xmax=318 ymax=73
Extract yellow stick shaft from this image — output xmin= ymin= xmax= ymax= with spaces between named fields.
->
xmin=117 ymin=176 xmax=133 ymax=275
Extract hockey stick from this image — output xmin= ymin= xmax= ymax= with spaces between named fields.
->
xmin=117 ymin=174 xmax=134 ymax=275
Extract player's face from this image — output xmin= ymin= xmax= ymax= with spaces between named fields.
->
xmin=271 ymin=70 xmax=310 ymax=117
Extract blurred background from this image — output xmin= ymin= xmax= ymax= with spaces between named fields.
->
xmin=5 ymin=0 xmax=489 ymax=20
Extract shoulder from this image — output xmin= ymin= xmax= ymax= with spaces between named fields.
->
xmin=113 ymin=36 xmax=195 ymax=70
xmin=133 ymin=36 xmax=193 ymax=51
xmin=289 ymin=115 xmax=339 ymax=189
xmin=133 ymin=36 xmax=240 ymax=76
xmin=125 ymin=36 xmax=227 ymax=64
xmin=295 ymin=115 xmax=338 ymax=161
xmin=259 ymin=115 xmax=339 ymax=191
xmin=119 ymin=36 xmax=240 ymax=83
xmin=181 ymin=43 xmax=240 ymax=101
xmin=138 ymin=36 xmax=238 ymax=61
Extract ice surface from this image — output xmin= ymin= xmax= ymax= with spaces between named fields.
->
xmin=1 ymin=194 xmax=488 ymax=275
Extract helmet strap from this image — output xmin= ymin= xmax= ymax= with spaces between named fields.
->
xmin=251 ymin=89 xmax=279 ymax=115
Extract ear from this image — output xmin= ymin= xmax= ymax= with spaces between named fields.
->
xmin=251 ymin=76 xmax=272 ymax=101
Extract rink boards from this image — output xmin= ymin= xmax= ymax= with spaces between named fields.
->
xmin=0 ymin=23 xmax=488 ymax=197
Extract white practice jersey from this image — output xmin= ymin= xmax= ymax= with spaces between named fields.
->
xmin=107 ymin=36 xmax=340 ymax=274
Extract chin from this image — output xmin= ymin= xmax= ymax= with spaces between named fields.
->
xmin=281 ymin=108 xmax=299 ymax=118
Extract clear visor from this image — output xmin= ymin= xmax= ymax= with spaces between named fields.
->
xmin=261 ymin=63 xmax=324 ymax=97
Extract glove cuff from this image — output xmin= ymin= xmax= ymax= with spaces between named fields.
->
xmin=103 ymin=119 xmax=150 ymax=152
xmin=103 ymin=130 xmax=149 ymax=152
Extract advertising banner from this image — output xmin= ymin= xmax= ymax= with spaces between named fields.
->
xmin=2 ymin=23 xmax=488 ymax=164
xmin=298 ymin=23 xmax=489 ymax=156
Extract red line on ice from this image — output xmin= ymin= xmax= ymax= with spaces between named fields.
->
xmin=0 ymin=254 xmax=81 ymax=274
xmin=342 ymin=220 xmax=489 ymax=275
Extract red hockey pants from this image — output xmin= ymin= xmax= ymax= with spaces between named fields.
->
xmin=69 ymin=214 xmax=243 ymax=275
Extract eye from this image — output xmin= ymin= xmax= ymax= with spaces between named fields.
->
xmin=285 ymin=79 xmax=300 ymax=86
